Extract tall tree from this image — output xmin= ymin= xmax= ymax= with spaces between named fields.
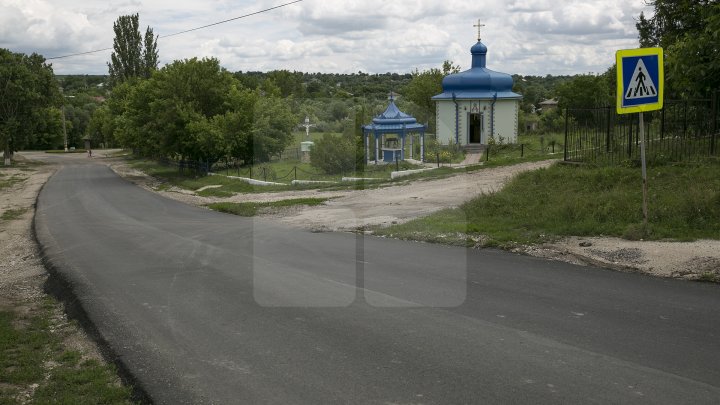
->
xmin=0 ymin=49 xmax=59 ymax=165
xmin=108 ymin=14 xmax=159 ymax=87
xmin=636 ymin=1 xmax=719 ymax=97
xmin=119 ymin=57 xmax=296 ymax=165
xmin=403 ymin=61 xmax=460 ymax=132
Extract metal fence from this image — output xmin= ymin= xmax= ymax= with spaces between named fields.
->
xmin=564 ymin=93 xmax=719 ymax=165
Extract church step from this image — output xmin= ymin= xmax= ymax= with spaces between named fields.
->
xmin=463 ymin=144 xmax=486 ymax=152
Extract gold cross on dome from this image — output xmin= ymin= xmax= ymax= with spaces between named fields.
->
xmin=474 ymin=20 xmax=485 ymax=41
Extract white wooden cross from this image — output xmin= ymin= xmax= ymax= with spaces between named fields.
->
xmin=474 ymin=20 xmax=485 ymax=41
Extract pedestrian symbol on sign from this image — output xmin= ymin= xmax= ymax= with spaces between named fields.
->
xmin=625 ymin=59 xmax=657 ymax=100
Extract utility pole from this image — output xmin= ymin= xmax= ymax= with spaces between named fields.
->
xmin=62 ymin=105 xmax=68 ymax=152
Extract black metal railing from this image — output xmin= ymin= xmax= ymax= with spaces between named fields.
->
xmin=564 ymin=93 xmax=719 ymax=165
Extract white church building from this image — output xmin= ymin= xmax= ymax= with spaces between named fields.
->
xmin=432 ymin=31 xmax=521 ymax=146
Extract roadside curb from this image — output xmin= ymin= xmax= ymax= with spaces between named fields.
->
xmin=31 ymin=169 xmax=153 ymax=405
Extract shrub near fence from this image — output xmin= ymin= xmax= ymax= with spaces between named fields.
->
xmin=564 ymin=93 xmax=720 ymax=165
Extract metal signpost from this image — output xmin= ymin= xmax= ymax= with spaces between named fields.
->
xmin=616 ymin=47 xmax=664 ymax=227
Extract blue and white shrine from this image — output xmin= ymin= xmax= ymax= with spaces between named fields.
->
xmin=363 ymin=94 xmax=427 ymax=163
xmin=432 ymin=23 xmax=521 ymax=146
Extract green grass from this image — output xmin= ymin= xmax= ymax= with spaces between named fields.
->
xmin=0 ymin=176 xmax=26 ymax=190
xmin=1 ymin=208 xmax=28 ymax=221
xmin=129 ymin=134 xmax=562 ymax=197
xmin=131 ymin=158 xmax=424 ymax=195
xmin=377 ymin=161 xmax=720 ymax=246
xmin=207 ymin=198 xmax=329 ymax=217
xmin=0 ymin=301 xmax=134 ymax=404
xmin=479 ymin=133 xmax=565 ymax=166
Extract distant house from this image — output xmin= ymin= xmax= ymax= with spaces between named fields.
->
xmin=539 ymin=98 xmax=559 ymax=111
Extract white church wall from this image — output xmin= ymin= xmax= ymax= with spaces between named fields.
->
xmin=492 ymin=101 xmax=519 ymax=143
xmin=435 ymin=99 xmax=518 ymax=145
xmin=436 ymin=101 xmax=456 ymax=145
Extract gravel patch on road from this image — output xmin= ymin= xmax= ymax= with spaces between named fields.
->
xmin=524 ymin=236 xmax=720 ymax=280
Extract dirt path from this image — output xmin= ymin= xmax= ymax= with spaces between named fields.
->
xmin=106 ymin=157 xmax=720 ymax=281
xmin=110 ymin=159 xmax=556 ymax=231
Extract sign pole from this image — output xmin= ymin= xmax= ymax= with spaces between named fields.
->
xmin=639 ymin=112 xmax=648 ymax=227
xmin=617 ymin=47 xmax=663 ymax=230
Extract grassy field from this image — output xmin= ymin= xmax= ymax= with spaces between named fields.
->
xmin=207 ymin=198 xmax=329 ymax=217
xmin=377 ymin=160 xmax=720 ymax=246
xmin=127 ymin=132 xmax=564 ymax=197
xmin=479 ymin=133 xmax=565 ymax=166
xmin=131 ymin=158 xmax=422 ymax=196
xmin=0 ymin=299 xmax=134 ymax=404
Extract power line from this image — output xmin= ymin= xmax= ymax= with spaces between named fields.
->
xmin=160 ymin=0 xmax=302 ymax=39
xmin=46 ymin=0 xmax=303 ymax=61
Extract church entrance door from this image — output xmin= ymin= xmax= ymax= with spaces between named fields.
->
xmin=469 ymin=113 xmax=483 ymax=144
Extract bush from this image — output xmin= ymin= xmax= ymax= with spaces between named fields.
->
xmin=310 ymin=134 xmax=358 ymax=174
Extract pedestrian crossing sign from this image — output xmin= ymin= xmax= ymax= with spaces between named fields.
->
xmin=616 ymin=48 xmax=664 ymax=114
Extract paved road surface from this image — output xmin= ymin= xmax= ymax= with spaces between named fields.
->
xmin=33 ymin=156 xmax=720 ymax=404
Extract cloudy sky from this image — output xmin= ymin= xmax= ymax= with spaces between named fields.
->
xmin=0 ymin=0 xmax=652 ymax=76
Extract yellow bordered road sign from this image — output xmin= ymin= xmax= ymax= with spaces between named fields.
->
xmin=616 ymin=48 xmax=664 ymax=114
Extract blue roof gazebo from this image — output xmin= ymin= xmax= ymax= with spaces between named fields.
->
xmin=362 ymin=95 xmax=426 ymax=164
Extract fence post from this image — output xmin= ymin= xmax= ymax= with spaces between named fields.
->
xmin=396 ymin=155 xmax=399 ymax=172
xmin=606 ymin=107 xmax=612 ymax=153
xmin=436 ymin=152 xmax=440 ymax=168
xmin=294 ymin=166 xmax=297 ymax=181
xmin=627 ymin=115 xmax=634 ymax=159
xmin=263 ymin=167 xmax=267 ymax=182
xmin=712 ymin=91 xmax=718 ymax=155
xmin=563 ymin=108 xmax=569 ymax=161
xmin=486 ymin=146 xmax=490 ymax=162
xmin=521 ymin=144 xmax=524 ymax=158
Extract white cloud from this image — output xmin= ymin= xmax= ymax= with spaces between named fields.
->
xmin=0 ymin=0 xmax=653 ymax=76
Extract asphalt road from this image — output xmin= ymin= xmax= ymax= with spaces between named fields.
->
xmin=33 ymin=156 xmax=720 ymax=404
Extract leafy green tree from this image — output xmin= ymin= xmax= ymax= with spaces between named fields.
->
xmin=637 ymin=1 xmax=719 ymax=97
xmin=403 ymin=61 xmax=460 ymax=132
xmin=636 ymin=0 xmax=712 ymax=48
xmin=27 ymin=107 xmax=64 ymax=150
xmin=556 ymin=74 xmax=612 ymax=109
xmin=116 ymin=57 xmax=295 ymax=166
xmin=108 ymin=13 xmax=159 ymax=87
xmin=251 ymin=97 xmax=297 ymax=162
xmin=0 ymin=49 xmax=60 ymax=164
xmin=664 ymin=3 xmax=720 ymax=97
xmin=266 ymin=70 xmax=304 ymax=98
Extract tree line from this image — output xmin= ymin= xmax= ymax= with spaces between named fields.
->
xmin=2 ymin=3 xmax=717 ymax=165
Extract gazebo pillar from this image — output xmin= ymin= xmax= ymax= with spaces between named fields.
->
xmin=366 ymin=134 xmax=370 ymax=163
xmin=410 ymin=134 xmax=414 ymax=159
xmin=401 ymin=126 xmax=406 ymax=161
xmin=420 ymin=132 xmax=425 ymax=163
xmin=375 ymin=132 xmax=380 ymax=164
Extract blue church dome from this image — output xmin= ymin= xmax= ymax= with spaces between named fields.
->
xmin=432 ymin=41 xmax=520 ymax=101
xmin=372 ymin=100 xmax=418 ymax=126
